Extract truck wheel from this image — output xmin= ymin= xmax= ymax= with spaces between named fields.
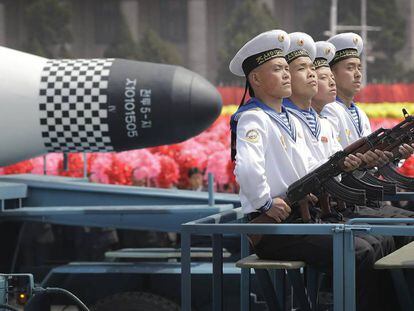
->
xmin=91 ymin=291 xmax=180 ymax=311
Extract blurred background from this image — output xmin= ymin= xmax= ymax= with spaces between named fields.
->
xmin=2 ymin=0 xmax=414 ymax=190
xmin=1 ymin=0 xmax=413 ymax=84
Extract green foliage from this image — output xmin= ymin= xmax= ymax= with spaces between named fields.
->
xmin=104 ymin=8 xmax=182 ymax=65
xmin=24 ymin=0 xmax=72 ymax=58
xmin=303 ymin=0 xmax=406 ymax=83
xmin=302 ymin=0 xmax=330 ymax=40
xmin=103 ymin=14 xmax=139 ymax=60
xmin=136 ymin=30 xmax=182 ymax=65
xmin=217 ymin=0 xmax=278 ymax=84
xmin=366 ymin=0 xmax=405 ymax=82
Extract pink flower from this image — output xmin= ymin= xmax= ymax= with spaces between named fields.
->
xmin=132 ymin=166 xmax=151 ymax=180
xmin=29 ymin=156 xmax=45 ymax=175
xmin=89 ymin=153 xmax=113 ymax=184
xmin=177 ymin=139 xmax=208 ymax=168
xmin=30 ymin=154 xmax=63 ymax=175
xmin=205 ymin=150 xmax=231 ymax=186
xmin=2 ymin=161 xmax=33 ymax=174
xmin=117 ymin=149 xmax=161 ymax=179
xmin=154 ymin=154 xmax=179 ymax=188
xmin=45 ymin=153 xmax=63 ymax=175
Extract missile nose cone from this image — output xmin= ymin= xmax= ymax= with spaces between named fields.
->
xmin=171 ymin=68 xmax=221 ymax=140
xmin=189 ymin=73 xmax=222 ymax=135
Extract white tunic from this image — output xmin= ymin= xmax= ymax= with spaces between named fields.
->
xmin=234 ymin=109 xmax=319 ymax=214
xmin=321 ymin=100 xmax=371 ymax=149
xmin=286 ymin=108 xmax=342 ymax=162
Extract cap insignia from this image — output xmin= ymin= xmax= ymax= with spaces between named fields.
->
xmin=353 ymin=37 xmax=359 ymax=45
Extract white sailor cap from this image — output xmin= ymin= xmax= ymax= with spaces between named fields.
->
xmin=314 ymin=41 xmax=336 ymax=69
xmin=285 ymin=32 xmax=316 ymax=64
xmin=229 ymin=29 xmax=290 ymax=77
xmin=328 ymin=32 xmax=363 ymax=66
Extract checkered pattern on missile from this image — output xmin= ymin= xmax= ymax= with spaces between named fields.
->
xmin=39 ymin=59 xmax=114 ymax=152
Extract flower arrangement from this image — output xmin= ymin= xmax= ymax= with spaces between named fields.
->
xmin=1 ymin=100 xmax=414 ymax=192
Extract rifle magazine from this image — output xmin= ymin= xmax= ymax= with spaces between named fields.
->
xmin=360 ymin=172 xmax=397 ymax=195
xmin=323 ymin=178 xmax=366 ymax=205
xmin=342 ymin=173 xmax=384 ymax=201
xmin=379 ymin=164 xmax=414 ymax=191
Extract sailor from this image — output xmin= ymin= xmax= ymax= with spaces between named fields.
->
xmin=311 ymin=41 xmax=337 ymax=113
xmin=322 ymin=32 xmax=370 ymax=147
xmin=230 ymin=29 xmax=318 ymax=221
xmin=282 ymin=33 xmax=355 ymax=163
xmin=281 ymin=34 xmax=364 ymax=221
xmin=310 ymin=40 xmax=399 ymax=264
xmin=229 ymin=30 xmax=388 ymax=310
xmin=322 ymin=32 xmax=414 ymax=219
xmin=283 ymin=36 xmax=398 ymax=277
xmin=322 ymin=32 xmax=413 ymax=159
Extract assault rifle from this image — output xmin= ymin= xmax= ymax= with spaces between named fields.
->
xmin=286 ymin=109 xmax=414 ymax=210
xmin=375 ymin=109 xmax=414 ymax=190
xmin=379 ymin=164 xmax=414 ymax=190
xmin=352 ymin=108 xmax=414 ymax=191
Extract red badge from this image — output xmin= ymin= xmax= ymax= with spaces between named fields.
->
xmin=321 ymin=136 xmax=328 ymax=143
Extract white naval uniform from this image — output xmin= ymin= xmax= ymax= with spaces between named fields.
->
xmin=234 ymin=109 xmax=319 ymax=214
xmin=321 ymin=100 xmax=371 ymax=149
xmin=286 ymin=108 xmax=342 ymax=162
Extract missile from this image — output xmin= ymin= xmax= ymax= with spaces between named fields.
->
xmin=0 ymin=46 xmax=222 ymax=166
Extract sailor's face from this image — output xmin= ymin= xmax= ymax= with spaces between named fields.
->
xmin=257 ymin=58 xmax=292 ymax=98
xmin=331 ymin=58 xmax=362 ymax=96
xmin=289 ymin=56 xmax=318 ymax=98
xmin=313 ymin=66 xmax=337 ymax=104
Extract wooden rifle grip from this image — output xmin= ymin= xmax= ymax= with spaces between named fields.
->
xmin=319 ymin=193 xmax=331 ymax=217
xmin=343 ymin=137 xmax=368 ymax=154
xmin=336 ymin=200 xmax=347 ymax=212
xmin=299 ymin=200 xmax=311 ymax=222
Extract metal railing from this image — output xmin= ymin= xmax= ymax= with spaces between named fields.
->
xmin=181 ymin=207 xmax=347 ymax=311
xmin=181 ymin=201 xmax=414 ymax=311
xmin=343 ymin=217 xmax=414 ymax=311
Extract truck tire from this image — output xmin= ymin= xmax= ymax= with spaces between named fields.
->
xmin=91 ymin=291 xmax=180 ymax=311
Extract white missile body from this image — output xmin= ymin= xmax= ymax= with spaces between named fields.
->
xmin=0 ymin=46 xmax=222 ymax=166
xmin=0 ymin=47 xmax=49 ymax=165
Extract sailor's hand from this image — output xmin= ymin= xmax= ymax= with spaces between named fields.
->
xmin=374 ymin=149 xmax=393 ymax=167
xmin=360 ymin=149 xmax=392 ymax=168
xmin=265 ymin=197 xmax=291 ymax=223
xmin=399 ymin=143 xmax=414 ymax=160
xmin=343 ymin=154 xmax=362 ymax=172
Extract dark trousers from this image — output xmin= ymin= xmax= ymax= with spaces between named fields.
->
xmin=355 ymin=204 xmax=414 ymax=218
xmin=344 ymin=204 xmax=414 ymax=248
xmin=254 ymin=233 xmax=396 ymax=311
